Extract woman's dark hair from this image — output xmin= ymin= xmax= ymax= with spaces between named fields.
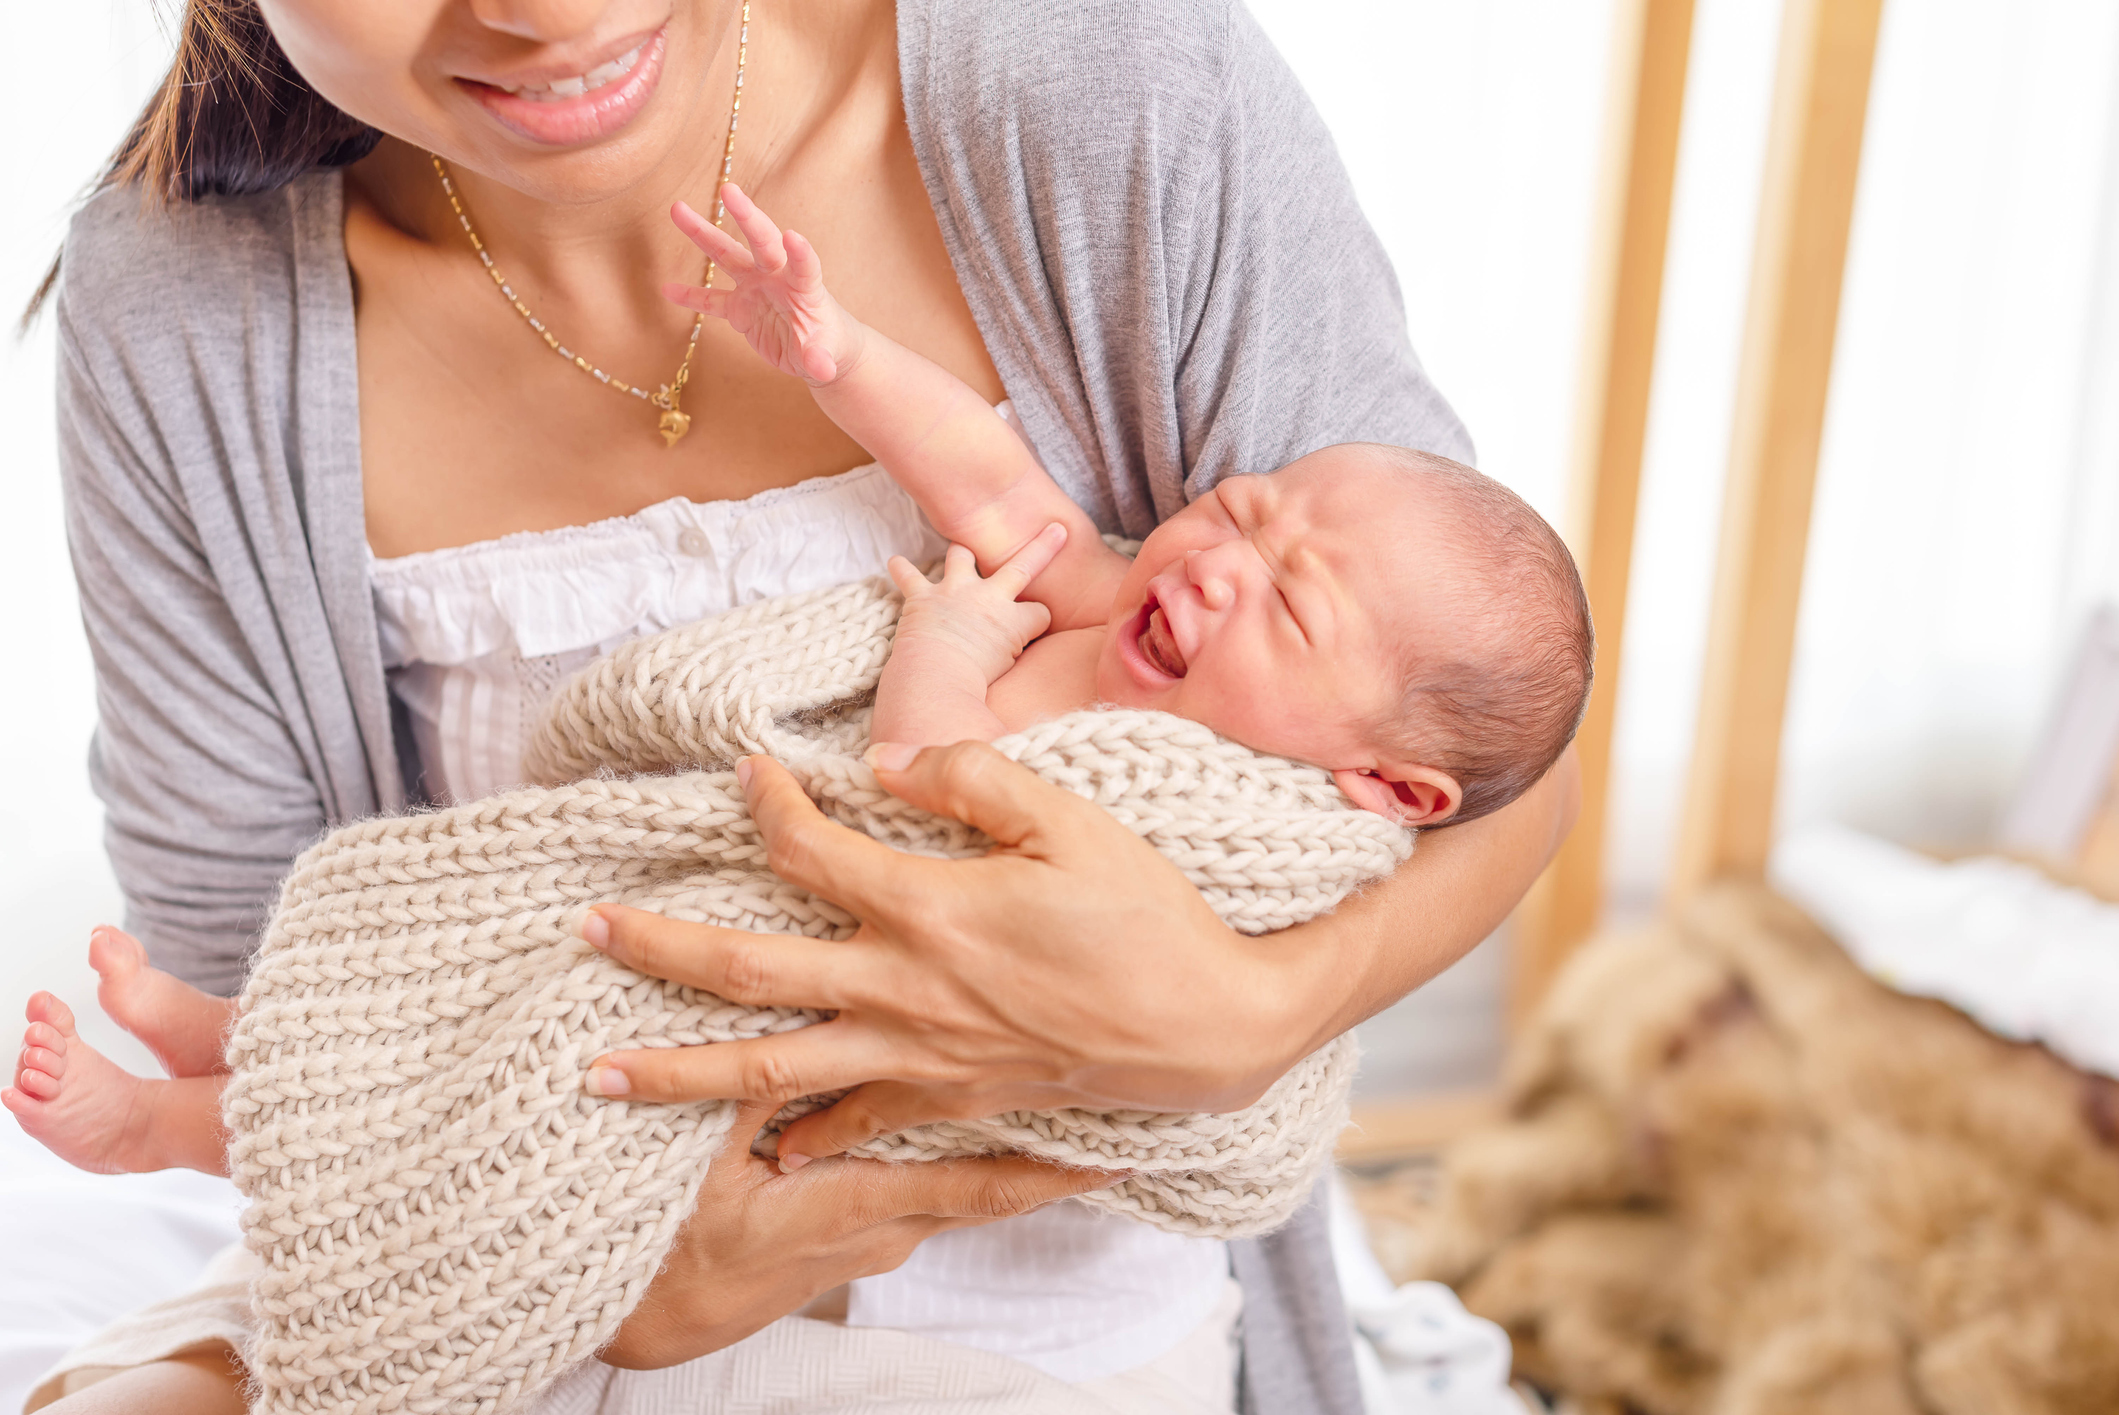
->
xmin=23 ymin=0 xmax=378 ymax=326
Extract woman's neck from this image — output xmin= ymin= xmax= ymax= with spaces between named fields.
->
xmin=347 ymin=0 xmax=888 ymax=320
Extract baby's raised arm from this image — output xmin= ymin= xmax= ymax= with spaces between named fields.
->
xmin=666 ymin=185 xmax=1127 ymax=632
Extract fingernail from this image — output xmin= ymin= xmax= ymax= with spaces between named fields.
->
xmin=583 ymin=1066 xmax=629 ymax=1097
xmin=580 ymin=910 xmax=611 ymax=951
xmin=736 ymin=757 xmax=756 ymax=790
xmin=778 ymin=1152 xmax=812 ymax=1174
xmin=864 ymin=742 xmax=918 ymax=772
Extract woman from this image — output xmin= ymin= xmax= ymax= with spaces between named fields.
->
xmin=26 ymin=0 xmax=1576 ymax=1409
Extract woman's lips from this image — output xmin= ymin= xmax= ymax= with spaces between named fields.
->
xmin=462 ymin=28 xmax=669 ymax=147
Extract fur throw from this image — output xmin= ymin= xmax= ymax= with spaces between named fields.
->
xmin=1417 ymin=883 xmax=2119 ymax=1415
xmin=221 ymin=577 xmax=1410 ymax=1415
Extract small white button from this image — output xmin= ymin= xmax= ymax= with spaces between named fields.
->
xmin=677 ymin=528 xmax=712 ymax=558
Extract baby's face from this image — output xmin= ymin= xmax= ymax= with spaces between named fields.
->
xmin=1093 ymin=448 xmax=1468 ymax=822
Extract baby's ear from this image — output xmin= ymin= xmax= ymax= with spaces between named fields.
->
xmin=1332 ymin=765 xmax=1461 ymax=827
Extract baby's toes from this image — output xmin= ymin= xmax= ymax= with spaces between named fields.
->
xmin=24 ymin=991 xmax=76 ymax=1036
xmin=23 ymin=1020 xmax=68 ymax=1059
xmin=14 ymin=1048 xmax=63 ymax=1098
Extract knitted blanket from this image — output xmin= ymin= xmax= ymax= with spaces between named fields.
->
xmin=222 ymin=576 xmax=1412 ymax=1415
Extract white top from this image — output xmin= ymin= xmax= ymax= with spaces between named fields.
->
xmin=368 ymin=448 xmax=1231 ymax=1383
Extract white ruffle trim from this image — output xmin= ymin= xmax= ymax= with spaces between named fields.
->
xmin=370 ymin=461 xmax=948 ymax=667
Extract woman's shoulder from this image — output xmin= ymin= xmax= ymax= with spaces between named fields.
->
xmin=59 ymin=173 xmax=340 ymax=357
xmin=902 ymin=0 xmax=1264 ymax=143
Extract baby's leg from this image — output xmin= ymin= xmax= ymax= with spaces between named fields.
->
xmin=3 ymin=992 xmax=229 ymax=1176
xmin=33 ymin=1346 xmax=247 ymax=1415
xmin=89 ymin=926 xmax=234 ymax=1079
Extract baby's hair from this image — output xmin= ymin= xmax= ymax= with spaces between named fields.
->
xmin=1367 ymin=447 xmax=1593 ymax=825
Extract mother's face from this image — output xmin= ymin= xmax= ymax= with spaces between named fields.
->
xmin=257 ymin=0 xmax=742 ymax=202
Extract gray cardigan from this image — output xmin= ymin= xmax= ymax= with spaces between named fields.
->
xmin=54 ymin=2 xmax=1468 ymax=1408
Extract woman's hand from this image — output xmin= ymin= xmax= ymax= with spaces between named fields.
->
xmin=600 ymin=1099 xmax=1119 ymax=1368
xmin=581 ymin=741 xmax=1577 ymax=1170
xmin=581 ymin=743 xmax=1304 ymax=1163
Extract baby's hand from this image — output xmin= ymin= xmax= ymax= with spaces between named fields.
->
xmin=887 ymin=527 xmax=1069 ymax=686
xmin=664 ymin=182 xmax=864 ymax=386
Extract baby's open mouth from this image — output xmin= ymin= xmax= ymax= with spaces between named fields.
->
xmin=1139 ymin=597 xmax=1188 ymax=678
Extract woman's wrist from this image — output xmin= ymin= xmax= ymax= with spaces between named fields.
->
xmin=1251 ymin=902 xmax=1392 ymax=1077
xmin=1268 ymin=751 xmax=1582 ymax=1062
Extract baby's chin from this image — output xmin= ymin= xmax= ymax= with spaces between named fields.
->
xmin=1090 ymin=641 xmax=1154 ymax=711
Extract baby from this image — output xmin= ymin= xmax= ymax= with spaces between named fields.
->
xmin=4 ymin=184 xmax=1589 ymax=1178
xmin=663 ymin=184 xmax=1592 ymax=828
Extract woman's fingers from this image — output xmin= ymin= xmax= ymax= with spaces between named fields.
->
xmin=985 ymin=523 xmax=1068 ymax=600
xmin=825 ymin=1151 xmax=1125 ymax=1227
xmin=582 ymin=905 xmax=862 ymax=1009
xmin=715 ymin=1098 xmax=782 ymax=1167
xmin=587 ymin=1022 xmax=905 ymax=1105
xmin=669 ymin=200 xmax=752 ymax=272
xmin=719 ymin=182 xmax=788 ymax=273
xmin=775 ymin=1080 xmax=970 ymax=1163
xmin=866 ymin=740 xmax=1094 ymax=855
xmin=741 ymin=756 xmax=928 ymax=916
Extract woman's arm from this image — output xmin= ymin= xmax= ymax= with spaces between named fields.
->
xmin=1280 ymin=744 xmax=1579 ymax=1049
xmin=577 ymin=741 xmax=1577 ymax=1165
xmin=52 ymin=194 xmax=380 ymax=998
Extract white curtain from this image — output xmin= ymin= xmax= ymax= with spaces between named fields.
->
xmin=0 ymin=3 xmax=174 ymax=1076
xmin=1246 ymin=0 xmax=2119 ymax=1089
xmin=5 ymin=2 xmax=2118 ymax=1096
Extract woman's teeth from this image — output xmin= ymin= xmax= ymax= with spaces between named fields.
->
xmin=507 ymin=44 xmax=644 ymax=101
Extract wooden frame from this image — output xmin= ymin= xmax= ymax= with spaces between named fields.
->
xmin=1511 ymin=0 xmax=1698 ymax=1026
xmin=1351 ymin=0 xmax=1888 ymax=1156
xmin=1671 ymin=0 xmax=1886 ymax=895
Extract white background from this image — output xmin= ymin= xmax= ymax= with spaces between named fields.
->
xmin=5 ymin=1 xmax=2119 ymax=1099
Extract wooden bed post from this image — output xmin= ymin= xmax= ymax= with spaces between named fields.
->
xmin=1671 ymin=0 xmax=1885 ymax=896
xmin=1350 ymin=0 xmax=1887 ymax=1160
xmin=1511 ymin=0 xmax=1696 ymax=1027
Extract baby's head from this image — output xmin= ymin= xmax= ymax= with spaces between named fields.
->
xmin=1094 ymin=444 xmax=1591 ymax=826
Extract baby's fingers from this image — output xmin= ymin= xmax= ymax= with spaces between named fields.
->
xmin=941 ymin=544 xmax=980 ymax=583
xmin=720 ymin=182 xmax=788 ymax=274
xmin=984 ymin=523 xmax=1068 ymax=602
xmin=782 ymin=230 xmax=828 ymax=294
xmin=670 ymin=200 xmax=752 ymax=272
xmin=886 ymin=556 xmax=931 ymax=598
xmin=1007 ymin=600 xmax=1053 ymax=643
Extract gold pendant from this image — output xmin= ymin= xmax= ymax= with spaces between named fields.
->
xmin=655 ymin=384 xmax=692 ymax=448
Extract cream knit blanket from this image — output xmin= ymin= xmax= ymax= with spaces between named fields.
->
xmin=222 ymin=576 xmax=1412 ymax=1415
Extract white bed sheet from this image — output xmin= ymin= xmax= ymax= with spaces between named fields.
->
xmin=0 ymin=1117 xmax=241 ymax=1414
xmin=1771 ymin=823 xmax=2119 ymax=1079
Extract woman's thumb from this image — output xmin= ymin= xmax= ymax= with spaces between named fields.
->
xmin=863 ymin=740 xmax=1082 ymax=850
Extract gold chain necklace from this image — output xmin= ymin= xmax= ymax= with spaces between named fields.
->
xmin=430 ymin=3 xmax=752 ymax=448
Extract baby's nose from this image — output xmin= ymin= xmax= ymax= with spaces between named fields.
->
xmin=1184 ymin=550 xmax=1238 ymax=610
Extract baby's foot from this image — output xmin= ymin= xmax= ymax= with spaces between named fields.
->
xmin=5 ymin=991 xmax=168 ymax=1174
xmin=90 ymin=926 xmax=234 ymax=1078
